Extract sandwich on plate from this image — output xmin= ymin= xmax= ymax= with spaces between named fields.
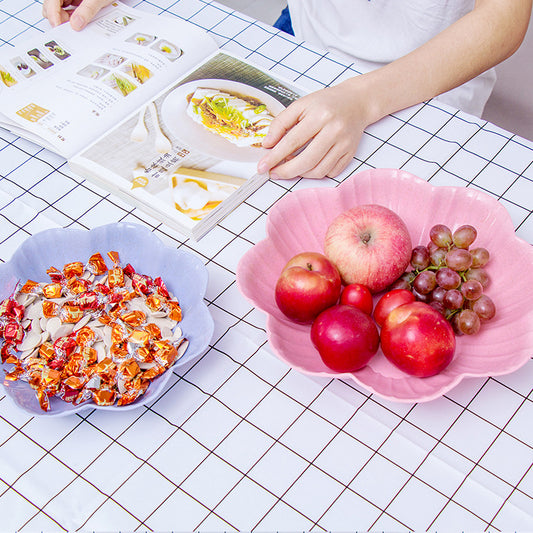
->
xmin=186 ymin=87 xmax=275 ymax=147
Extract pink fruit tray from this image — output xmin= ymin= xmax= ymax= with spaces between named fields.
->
xmin=236 ymin=168 xmax=533 ymax=403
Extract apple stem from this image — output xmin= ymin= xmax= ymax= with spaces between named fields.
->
xmin=361 ymin=232 xmax=372 ymax=245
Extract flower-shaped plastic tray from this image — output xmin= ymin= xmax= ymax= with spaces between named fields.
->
xmin=236 ymin=168 xmax=533 ymax=402
xmin=0 ymin=222 xmax=214 ymax=416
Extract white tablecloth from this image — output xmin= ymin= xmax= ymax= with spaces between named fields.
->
xmin=0 ymin=1 xmax=532 ymax=531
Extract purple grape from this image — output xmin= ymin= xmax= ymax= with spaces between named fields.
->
xmin=429 ymin=300 xmax=446 ymax=316
xmin=452 ymin=224 xmax=477 ymax=249
xmin=412 ymin=288 xmax=432 ymax=303
xmin=472 ymin=294 xmax=496 ymax=321
xmin=427 ymin=241 xmax=440 ymax=254
xmin=443 ymin=289 xmax=464 ymax=310
xmin=465 ymin=267 xmax=490 ymax=288
xmin=430 ymin=224 xmax=453 ymax=248
xmin=408 ymin=221 xmax=494 ymax=338
xmin=411 ymin=245 xmax=431 ymax=270
xmin=431 ymin=286 xmax=447 ymax=303
xmin=430 ymin=248 xmax=447 ymax=267
xmin=436 ymin=267 xmax=461 ymax=289
xmin=455 ymin=309 xmax=481 ymax=335
xmin=470 ymin=247 xmax=490 ymax=268
xmin=413 ymin=270 xmax=437 ymax=295
xmin=451 ymin=314 xmax=464 ymax=336
xmin=460 ymin=279 xmax=483 ymax=300
xmin=446 ymin=248 xmax=473 ymax=271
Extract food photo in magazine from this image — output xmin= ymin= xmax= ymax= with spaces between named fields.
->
xmin=0 ymin=1 xmax=304 ymax=239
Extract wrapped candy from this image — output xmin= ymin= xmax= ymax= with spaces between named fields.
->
xmin=63 ymin=261 xmax=84 ymax=278
xmin=87 ymin=253 xmax=108 ymax=276
xmin=0 ymin=250 xmax=188 ymax=411
xmin=42 ymin=283 xmax=62 ymax=299
xmin=42 ymin=300 xmax=59 ymax=318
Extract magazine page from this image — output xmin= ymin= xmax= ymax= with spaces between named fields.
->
xmin=70 ymin=51 xmax=304 ymax=238
xmin=0 ymin=1 xmax=217 ymax=158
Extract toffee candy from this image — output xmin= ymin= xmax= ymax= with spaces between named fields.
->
xmin=0 ymin=251 xmax=188 ymax=411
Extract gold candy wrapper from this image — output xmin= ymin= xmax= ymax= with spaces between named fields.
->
xmin=0 ymin=251 xmax=188 ymax=411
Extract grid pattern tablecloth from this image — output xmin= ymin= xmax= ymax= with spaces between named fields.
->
xmin=1 ymin=1 xmax=532 ymax=531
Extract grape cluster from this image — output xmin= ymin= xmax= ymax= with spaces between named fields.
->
xmin=391 ymin=223 xmax=496 ymax=335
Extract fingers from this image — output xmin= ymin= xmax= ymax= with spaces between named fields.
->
xmin=267 ymin=120 xmax=360 ymax=179
xmin=258 ymin=102 xmax=321 ymax=174
xmin=271 ymin=133 xmax=334 ymax=178
xmin=261 ymin=102 xmax=303 ymax=149
xmin=43 ymin=0 xmax=112 ymax=30
xmin=271 ymin=137 xmax=351 ymax=180
xmin=324 ymin=152 xmax=354 ymax=178
xmin=270 ymin=121 xmax=361 ymax=180
xmin=70 ymin=0 xmax=112 ymax=30
xmin=274 ymin=148 xmax=352 ymax=180
xmin=259 ymin=123 xmax=319 ymax=174
xmin=257 ymin=84 xmax=364 ymax=180
xmin=42 ymin=0 xmax=71 ymax=27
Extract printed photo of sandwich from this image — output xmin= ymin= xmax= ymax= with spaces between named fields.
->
xmin=185 ymin=87 xmax=275 ymax=148
xmin=158 ymin=53 xmax=301 ymax=162
xmin=160 ymin=79 xmax=285 ymax=162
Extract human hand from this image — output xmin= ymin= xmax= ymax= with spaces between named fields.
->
xmin=42 ymin=0 xmax=114 ymax=30
xmin=257 ymin=78 xmax=378 ymax=180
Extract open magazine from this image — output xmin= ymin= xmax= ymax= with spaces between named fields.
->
xmin=0 ymin=2 xmax=303 ymax=240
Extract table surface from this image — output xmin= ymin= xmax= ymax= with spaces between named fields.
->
xmin=1 ymin=1 xmax=533 ymax=531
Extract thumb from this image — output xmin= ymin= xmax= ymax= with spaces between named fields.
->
xmin=70 ymin=0 xmax=113 ymax=30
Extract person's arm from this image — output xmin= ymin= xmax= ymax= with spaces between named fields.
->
xmin=42 ymin=0 xmax=114 ymax=30
xmin=258 ymin=0 xmax=532 ymax=180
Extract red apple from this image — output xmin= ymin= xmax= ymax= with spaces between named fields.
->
xmin=380 ymin=302 xmax=456 ymax=377
xmin=373 ymin=288 xmax=416 ymax=327
xmin=275 ymin=251 xmax=341 ymax=323
xmin=340 ymin=283 xmax=373 ymax=315
xmin=324 ymin=204 xmax=412 ymax=293
xmin=311 ymin=304 xmax=380 ymax=372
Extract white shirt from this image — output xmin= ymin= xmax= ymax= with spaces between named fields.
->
xmin=287 ymin=0 xmax=496 ymax=116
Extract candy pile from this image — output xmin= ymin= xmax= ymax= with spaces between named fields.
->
xmin=0 ymin=251 xmax=188 ymax=411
